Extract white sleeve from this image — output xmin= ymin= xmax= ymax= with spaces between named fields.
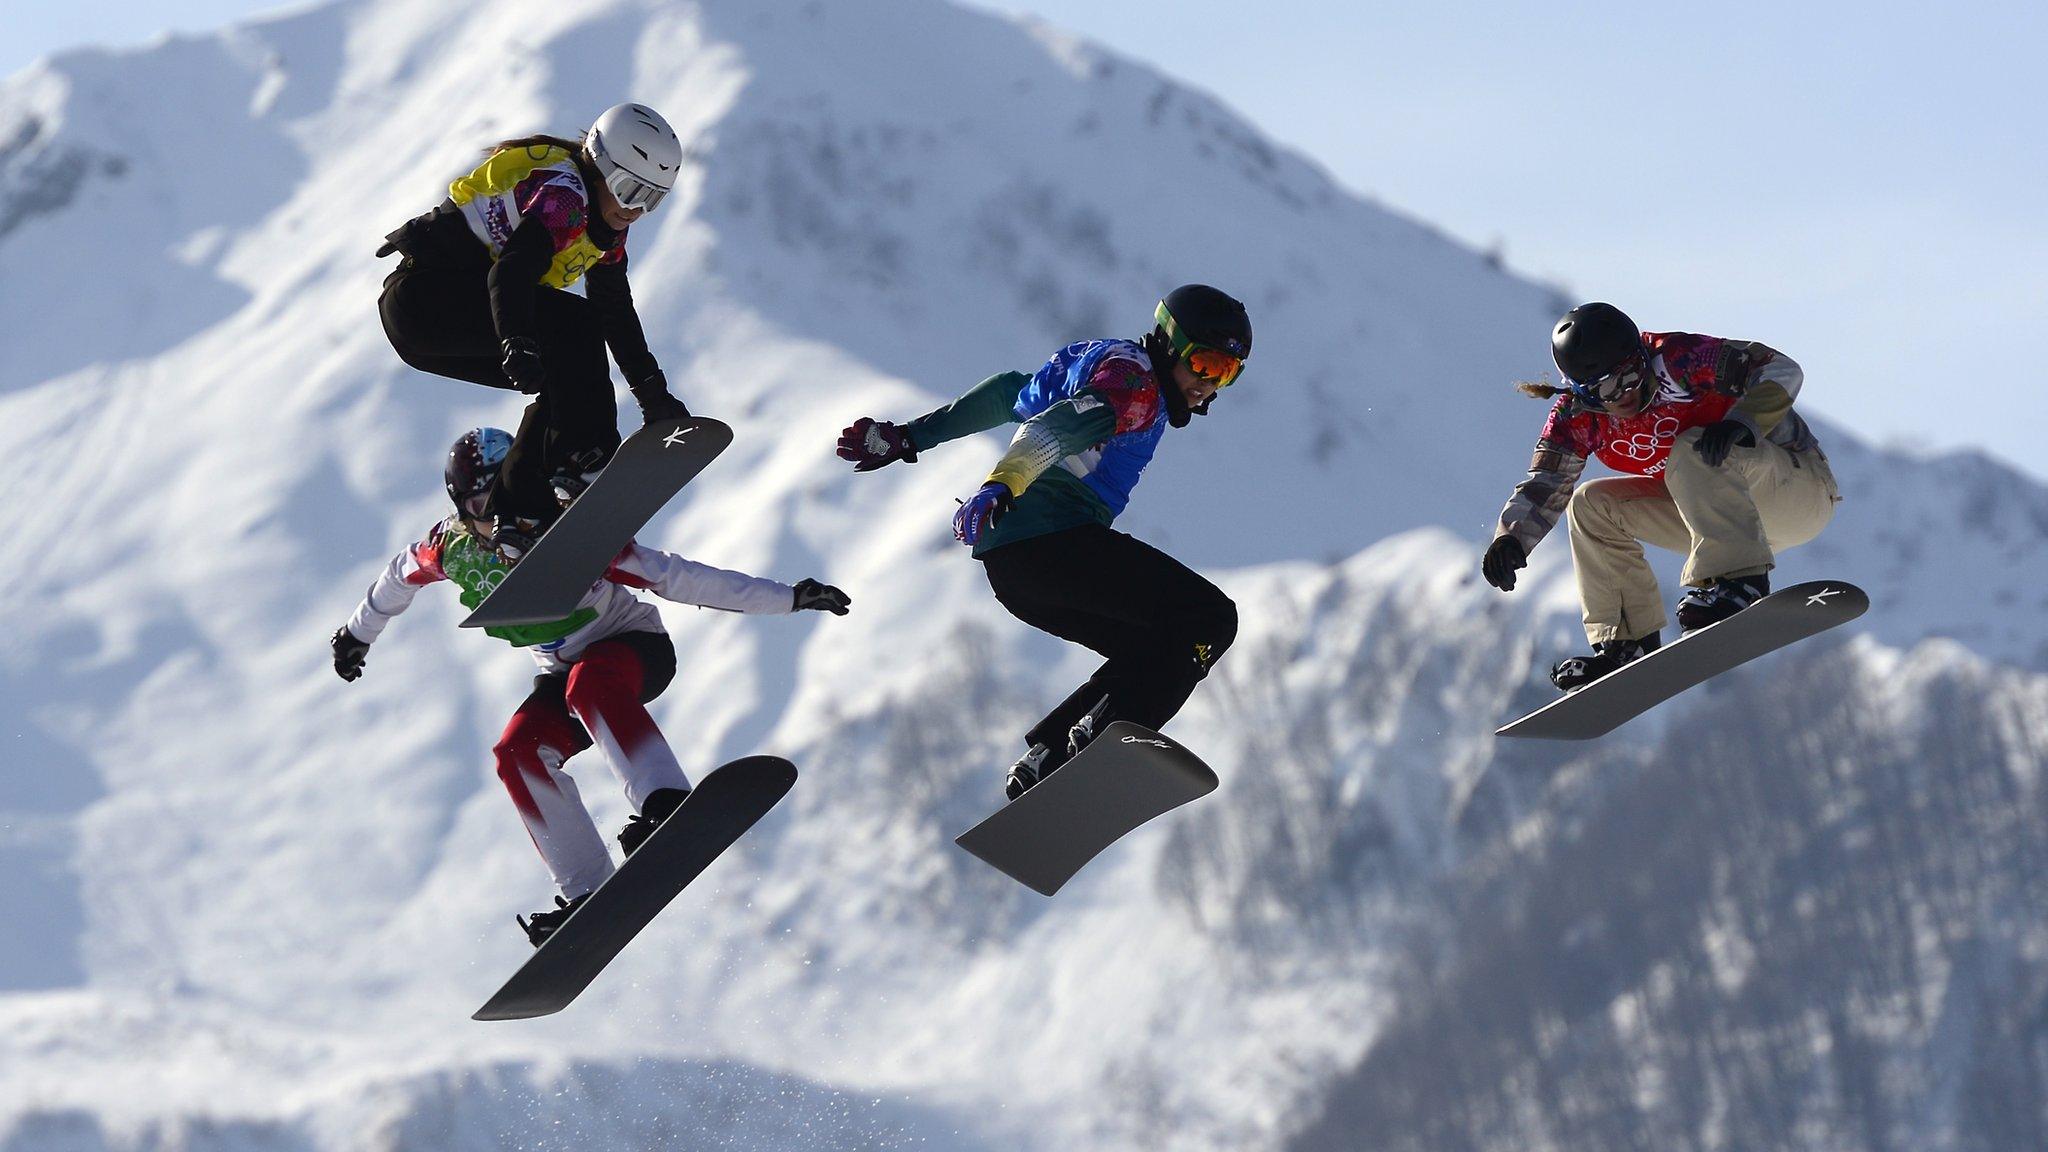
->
xmin=605 ymin=542 xmax=794 ymax=615
xmin=346 ymin=527 xmax=448 ymax=642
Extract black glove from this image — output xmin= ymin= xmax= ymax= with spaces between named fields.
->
xmin=630 ymin=369 xmax=690 ymax=425
xmin=792 ymin=578 xmax=852 ymax=615
xmin=499 ymin=336 xmax=546 ymax=394
xmin=331 ymin=626 xmax=370 ymax=682
xmin=1481 ymin=536 xmax=1527 ymax=592
xmin=1693 ymin=420 xmax=1755 ymax=468
xmin=836 ymin=417 xmax=919 ymax=471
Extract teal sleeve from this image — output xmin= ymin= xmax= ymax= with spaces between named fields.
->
xmin=987 ymin=393 xmax=1118 ymax=495
xmin=903 ymin=371 xmax=1031 ymax=450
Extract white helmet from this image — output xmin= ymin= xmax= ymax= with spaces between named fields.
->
xmin=584 ymin=103 xmax=681 ymax=212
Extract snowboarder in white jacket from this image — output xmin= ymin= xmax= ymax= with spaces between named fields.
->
xmin=330 ymin=428 xmax=850 ymax=944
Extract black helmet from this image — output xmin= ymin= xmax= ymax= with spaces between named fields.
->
xmin=1155 ymin=284 xmax=1252 ymax=367
xmin=1551 ymin=302 xmax=1642 ymax=385
xmin=445 ymin=427 xmax=514 ymax=518
xmin=1149 ymin=284 xmax=1251 ymax=427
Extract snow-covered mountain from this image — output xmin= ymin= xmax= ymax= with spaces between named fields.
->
xmin=3 ymin=0 xmax=2044 ymax=1149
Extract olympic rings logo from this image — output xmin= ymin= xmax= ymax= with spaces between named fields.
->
xmin=1609 ymin=416 xmax=1681 ymax=462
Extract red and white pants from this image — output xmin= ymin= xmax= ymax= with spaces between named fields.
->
xmin=490 ymin=638 xmax=689 ymax=898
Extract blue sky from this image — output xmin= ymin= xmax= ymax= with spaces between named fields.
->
xmin=6 ymin=0 xmax=2043 ymax=480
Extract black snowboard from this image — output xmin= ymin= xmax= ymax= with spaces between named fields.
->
xmin=955 ymin=722 xmax=1218 ymax=896
xmin=463 ymin=416 xmax=733 ymax=629
xmin=1496 ymin=579 xmax=1869 ymax=741
xmin=473 ymin=755 xmax=796 ymax=1022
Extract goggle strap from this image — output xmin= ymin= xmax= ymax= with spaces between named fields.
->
xmin=1155 ymin=304 xmax=1194 ymax=356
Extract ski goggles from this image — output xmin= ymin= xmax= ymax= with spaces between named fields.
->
xmin=1570 ymin=352 xmax=1649 ymax=409
xmin=1184 ymin=346 xmax=1245 ymax=388
xmin=599 ymin=165 xmax=668 ymax=212
xmin=588 ymin=134 xmax=672 ymax=212
xmin=1155 ymin=305 xmax=1248 ymax=388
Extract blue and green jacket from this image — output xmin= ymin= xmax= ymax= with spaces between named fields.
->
xmin=907 ymin=339 xmax=1168 ymax=556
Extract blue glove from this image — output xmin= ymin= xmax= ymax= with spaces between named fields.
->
xmin=952 ymin=482 xmax=1014 ymax=546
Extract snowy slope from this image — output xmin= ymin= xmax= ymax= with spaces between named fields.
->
xmin=3 ymin=0 xmax=2046 ymax=1149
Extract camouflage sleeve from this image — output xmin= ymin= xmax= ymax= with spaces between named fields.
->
xmin=1720 ymin=340 xmax=1803 ymax=440
xmin=1496 ymin=400 xmax=1590 ymax=552
xmin=1498 ymin=443 xmax=1587 ymax=553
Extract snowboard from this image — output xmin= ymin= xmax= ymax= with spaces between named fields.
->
xmin=955 ymin=721 xmax=1218 ymax=896
xmin=1496 ymin=579 xmax=1869 ymax=741
xmin=462 ymin=416 xmax=733 ymax=629
xmin=472 ymin=755 xmax=797 ymax=1022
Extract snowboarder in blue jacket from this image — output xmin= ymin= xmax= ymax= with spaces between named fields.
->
xmin=837 ymin=286 xmax=1249 ymax=799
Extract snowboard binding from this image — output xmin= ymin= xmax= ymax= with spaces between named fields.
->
xmin=1004 ymin=744 xmax=1062 ymax=801
xmin=1551 ymin=632 xmax=1661 ymax=693
xmin=518 ymin=891 xmax=591 ymax=948
xmin=1675 ymin=574 xmax=1770 ymax=632
xmin=617 ymin=787 xmax=691 ymax=856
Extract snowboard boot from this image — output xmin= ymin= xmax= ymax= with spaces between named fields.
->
xmin=518 ymin=890 xmax=591 ymax=948
xmin=1065 ymin=698 xmax=1112 ymax=761
xmin=1550 ymin=631 xmax=1662 ymax=692
xmin=1004 ymin=744 xmax=1067 ymax=802
xmin=1676 ymin=573 xmax=1770 ymax=633
xmin=617 ymin=787 xmax=691 ymax=856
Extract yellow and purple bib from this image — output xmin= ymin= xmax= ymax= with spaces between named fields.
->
xmin=448 ymin=145 xmax=627 ymax=288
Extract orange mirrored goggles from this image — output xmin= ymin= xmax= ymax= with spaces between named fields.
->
xmin=1185 ymin=345 xmax=1245 ymax=388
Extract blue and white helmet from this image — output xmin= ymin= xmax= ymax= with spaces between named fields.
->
xmin=445 ymin=427 xmax=513 ymax=519
xmin=584 ymin=103 xmax=681 ymax=212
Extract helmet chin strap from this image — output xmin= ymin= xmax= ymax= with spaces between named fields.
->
xmin=1145 ymin=330 xmax=1196 ymax=428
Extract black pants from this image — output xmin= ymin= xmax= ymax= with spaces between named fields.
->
xmin=379 ymin=264 xmax=619 ymax=520
xmin=980 ymin=523 xmax=1237 ymax=750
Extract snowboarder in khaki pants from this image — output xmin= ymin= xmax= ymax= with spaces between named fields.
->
xmin=1481 ymin=302 xmax=1840 ymax=690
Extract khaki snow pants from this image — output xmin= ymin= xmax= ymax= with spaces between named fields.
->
xmin=1567 ymin=427 xmax=1839 ymax=645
